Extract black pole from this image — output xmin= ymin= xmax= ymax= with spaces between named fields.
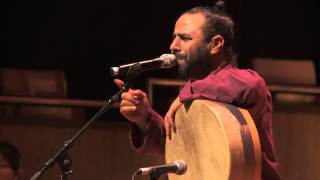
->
xmin=30 ymin=82 xmax=131 ymax=180
xmin=150 ymin=172 xmax=161 ymax=180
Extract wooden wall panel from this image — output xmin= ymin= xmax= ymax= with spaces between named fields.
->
xmin=0 ymin=103 xmax=319 ymax=180
xmin=0 ymin=121 xmax=164 ymax=180
xmin=273 ymin=104 xmax=320 ymax=180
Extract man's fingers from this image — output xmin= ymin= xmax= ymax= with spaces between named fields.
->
xmin=121 ymin=93 xmax=139 ymax=105
xmin=114 ymin=80 xmax=147 ymax=102
xmin=167 ymin=112 xmax=176 ymax=133
xmin=164 ymin=117 xmax=171 ymax=140
xmin=120 ymin=106 xmax=137 ymax=113
xmin=170 ymin=115 xmax=176 ymax=133
xmin=171 ymin=98 xmax=182 ymax=114
xmin=164 ymin=111 xmax=177 ymax=140
xmin=130 ymin=89 xmax=148 ymax=100
xmin=113 ymin=79 xmax=125 ymax=89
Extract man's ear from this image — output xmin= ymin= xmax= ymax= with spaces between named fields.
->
xmin=210 ymin=35 xmax=224 ymax=54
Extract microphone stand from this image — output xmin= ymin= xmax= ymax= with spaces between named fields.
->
xmin=29 ymin=82 xmax=131 ymax=180
xmin=149 ymin=173 xmax=161 ymax=180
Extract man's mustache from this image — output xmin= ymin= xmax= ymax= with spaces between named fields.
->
xmin=174 ymin=53 xmax=186 ymax=60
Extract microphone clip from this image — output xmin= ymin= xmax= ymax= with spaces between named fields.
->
xmin=122 ymin=63 xmax=143 ymax=81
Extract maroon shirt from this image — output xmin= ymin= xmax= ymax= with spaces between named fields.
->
xmin=130 ymin=64 xmax=281 ymax=179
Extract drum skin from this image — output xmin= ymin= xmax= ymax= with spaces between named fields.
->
xmin=165 ymin=100 xmax=261 ymax=180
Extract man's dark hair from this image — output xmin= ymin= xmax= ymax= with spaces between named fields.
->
xmin=183 ymin=1 xmax=235 ymax=59
xmin=0 ymin=141 xmax=20 ymax=174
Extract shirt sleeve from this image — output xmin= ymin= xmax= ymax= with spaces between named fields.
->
xmin=179 ymin=70 xmax=263 ymax=108
xmin=129 ymin=108 xmax=165 ymax=156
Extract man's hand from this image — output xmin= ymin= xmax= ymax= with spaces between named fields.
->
xmin=114 ymin=79 xmax=149 ymax=132
xmin=164 ymin=96 xmax=182 ymax=139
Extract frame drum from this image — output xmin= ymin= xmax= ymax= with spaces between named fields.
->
xmin=165 ymin=100 xmax=261 ymax=180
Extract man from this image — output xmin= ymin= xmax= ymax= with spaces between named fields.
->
xmin=114 ymin=2 xmax=281 ymax=179
xmin=0 ymin=141 xmax=22 ymax=180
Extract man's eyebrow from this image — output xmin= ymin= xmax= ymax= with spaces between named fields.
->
xmin=172 ymin=33 xmax=177 ymax=39
xmin=172 ymin=33 xmax=192 ymax=39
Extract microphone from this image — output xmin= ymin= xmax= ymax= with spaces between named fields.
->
xmin=110 ymin=54 xmax=176 ymax=77
xmin=136 ymin=160 xmax=187 ymax=177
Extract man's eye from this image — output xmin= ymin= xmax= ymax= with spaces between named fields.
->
xmin=180 ymin=35 xmax=192 ymax=41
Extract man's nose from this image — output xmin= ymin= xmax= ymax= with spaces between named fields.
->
xmin=170 ymin=38 xmax=180 ymax=53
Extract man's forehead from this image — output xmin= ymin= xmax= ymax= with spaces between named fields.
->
xmin=174 ymin=13 xmax=205 ymax=34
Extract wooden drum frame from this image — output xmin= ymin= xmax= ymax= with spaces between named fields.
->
xmin=165 ymin=100 xmax=261 ymax=180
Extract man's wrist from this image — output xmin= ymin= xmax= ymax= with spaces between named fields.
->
xmin=135 ymin=113 xmax=150 ymax=133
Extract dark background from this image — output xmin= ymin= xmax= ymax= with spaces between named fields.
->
xmin=3 ymin=0 xmax=319 ymax=100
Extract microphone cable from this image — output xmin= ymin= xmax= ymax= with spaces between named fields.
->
xmin=131 ymin=169 xmax=140 ymax=180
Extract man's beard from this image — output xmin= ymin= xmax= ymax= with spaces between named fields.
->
xmin=176 ymin=46 xmax=213 ymax=80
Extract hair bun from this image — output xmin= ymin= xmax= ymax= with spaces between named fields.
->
xmin=213 ymin=0 xmax=226 ymax=12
